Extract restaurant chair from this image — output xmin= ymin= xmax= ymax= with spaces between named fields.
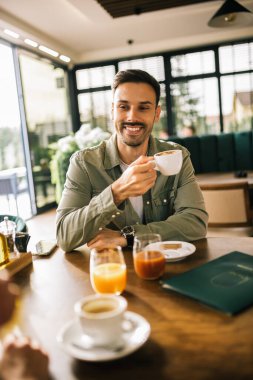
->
xmin=0 ymin=173 xmax=19 ymax=215
xmin=201 ymin=182 xmax=253 ymax=237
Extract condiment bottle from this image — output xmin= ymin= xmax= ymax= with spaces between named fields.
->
xmin=0 ymin=232 xmax=9 ymax=266
xmin=0 ymin=217 xmax=16 ymax=254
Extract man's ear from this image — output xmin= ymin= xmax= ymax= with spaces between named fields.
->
xmin=155 ymin=105 xmax=161 ymax=122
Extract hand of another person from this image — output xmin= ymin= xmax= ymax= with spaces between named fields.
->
xmin=0 ymin=271 xmax=19 ymax=326
xmin=87 ymin=228 xmax=127 ymax=249
xmin=112 ymin=155 xmax=156 ymax=205
xmin=0 ymin=334 xmax=50 ymax=380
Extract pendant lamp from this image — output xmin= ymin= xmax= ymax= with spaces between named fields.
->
xmin=208 ymin=0 xmax=253 ymax=27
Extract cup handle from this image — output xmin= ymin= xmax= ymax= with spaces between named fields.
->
xmin=122 ymin=315 xmax=136 ymax=333
xmin=150 ymin=159 xmax=159 ymax=171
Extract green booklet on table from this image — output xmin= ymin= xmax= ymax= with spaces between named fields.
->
xmin=161 ymin=251 xmax=253 ymax=315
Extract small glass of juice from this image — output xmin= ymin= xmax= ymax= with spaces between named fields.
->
xmin=90 ymin=246 xmax=127 ymax=295
xmin=133 ymin=234 xmax=165 ymax=280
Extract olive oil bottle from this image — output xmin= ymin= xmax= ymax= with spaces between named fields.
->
xmin=0 ymin=232 xmax=9 ymax=266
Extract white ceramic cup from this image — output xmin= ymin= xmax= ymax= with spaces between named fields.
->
xmin=74 ymin=294 xmax=128 ymax=346
xmin=153 ymin=149 xmax=183 ymax=176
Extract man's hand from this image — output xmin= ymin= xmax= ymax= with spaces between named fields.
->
xmin=1 ymin=335 xmax=50 ymax=380
xmin=112 ymin=155 xmax=156 ymax=205
xmin=87 ymin=228 xmax=127 ymax=250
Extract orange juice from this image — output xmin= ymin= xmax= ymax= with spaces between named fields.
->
xmin=92 ymin=263 xmax=127 ymax=295
xmin=134 ymin=250 xmax=165 ymax=280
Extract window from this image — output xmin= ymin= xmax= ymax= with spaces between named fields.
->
xmin=171 ymin=51 xmax=215 ymax=77
xmin=219 ymin=42 xmax=253 ymax=132
xmin=78 ymin=90 xmax=113 ymax=132
xmin=118 ymin=56 xmax=165 ymax=81
xmin=76 ymin=65 xmax=115 ymax=90
xmin=221 ymin=73 xmax=253 ymax=132
xmin=0 ymin=42 xmax=32 ymax=219
xmin=19 ymin=53 xmax=72 ymax=210
xmin=171 ymin=78 xmax=220 ymax=135
xmin=74 ymin=39 xmax=253 ymax=137
xmin=219 ymin=43 xmax=253 ymax=73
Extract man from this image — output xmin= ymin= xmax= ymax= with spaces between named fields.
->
xmin=56 ymin=69 xmax=207 ymax=252
xmin=0 ymin=271 xmax=50 ymax=380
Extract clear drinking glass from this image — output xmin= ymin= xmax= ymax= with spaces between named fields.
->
xmin=133 ymin=233 xmax=166 ymax=280
xmin=90 ymin=246 xmax=127 ymax=295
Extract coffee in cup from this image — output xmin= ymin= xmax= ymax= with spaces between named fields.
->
xmin=74 ymin=294 xmax=128 ymax=347
xmin=153 ymin=149 xmax=182 ymax=176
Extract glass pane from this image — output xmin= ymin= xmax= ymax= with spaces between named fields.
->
xmin=221 ymin=73 xmax=253 ymax=132
xmin=78 ymin=90 xmax=113 ymax=132
xmin=152 ymin=83 xmax=168 ymax=139
xmin=19 ymin=53 xmax=72 ymax=210
xmin=219 ymin=43 xmax=251 ymax=73
xmin=250 ymin=43 xmax=253 ymax=70
xmin=76 ymin=65 xmax=115 ymax=90
xmin=118 ymin=56 xmax=165 ymax=82
xmin=171 ymin=78 xmax=220 ymax=135
xmin=0 ymin=43 xmax=31 ymax=219
xmin=171 ymin=50 xmax=215 ymax=77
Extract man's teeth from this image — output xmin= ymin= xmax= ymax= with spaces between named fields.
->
xmin=126 ymin=126 xmax=141 ymax=131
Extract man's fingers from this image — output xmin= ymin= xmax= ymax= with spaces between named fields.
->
xmin=131 ymin=161 xmax=156 ymax=174
xmin=130 ymin=155 xmax=154 ymax=166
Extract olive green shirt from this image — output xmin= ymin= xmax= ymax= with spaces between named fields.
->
xmin=56 ymin=134 xmax=208 ymax=252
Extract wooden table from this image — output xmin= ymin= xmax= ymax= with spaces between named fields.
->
xmin=196 ymin=171 xmax=253 ymax=188
xmin=12 ymin=238 xmax=253 ymax=380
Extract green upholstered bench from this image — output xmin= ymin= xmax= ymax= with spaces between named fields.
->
xmin=169 ymin=131 xmax=253 ymax=174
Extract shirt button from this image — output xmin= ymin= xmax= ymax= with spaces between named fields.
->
xmin=146 ymin=201 xmax=150 ymax=205
xmin=136 ymin=222 xmax=139 ymax=224
xmin=112 ymin=214 xmax=116 ymax=218
xmin=163 ymin=199 xmax=167 ymax=203
xmin=116 ymin=212 xmax=120 ymax=215
xmin=99 ymin=227 xmax=103 ymax=231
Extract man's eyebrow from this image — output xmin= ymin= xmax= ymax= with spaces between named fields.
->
xmin=116 ymin=100 xmax=153 ymax=105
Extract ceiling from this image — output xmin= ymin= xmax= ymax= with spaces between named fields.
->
xmin=0 ymin=0 xmax=252 ymax=65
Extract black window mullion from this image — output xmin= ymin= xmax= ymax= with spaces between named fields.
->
xmin=214 ymin=47 xmax=224 ymax=133
xmin=164 ymin=53 xmax=174 ymax=136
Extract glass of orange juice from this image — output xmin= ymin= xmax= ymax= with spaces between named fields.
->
xmin=133 ymin=234 xmax=165 ymax=280
xmin=90 ymin=246 xmax=127 ymax=295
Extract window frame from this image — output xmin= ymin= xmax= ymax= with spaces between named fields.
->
xmin=72 ymin=37 xmax=253 ymax=136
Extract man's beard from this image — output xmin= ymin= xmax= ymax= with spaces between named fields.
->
xmin=118 ymin=121 xmax=149 ymax=147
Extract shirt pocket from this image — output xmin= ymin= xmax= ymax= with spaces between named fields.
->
xmin=152 ymin=189 xmax=175 ymax=221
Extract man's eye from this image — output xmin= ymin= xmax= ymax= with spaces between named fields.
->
xmin=140 ymin=106 xmax=150 ymax=111
xmin=119 ymin=105 xmax=127 ymax=109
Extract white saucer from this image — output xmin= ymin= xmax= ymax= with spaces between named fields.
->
xmin=147 ymin=241 xmax=196 ymax=262
xmin=56 ymin=311 xmax=150 ymax=362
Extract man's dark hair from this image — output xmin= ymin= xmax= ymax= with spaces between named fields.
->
xmin=112 ymin=69 xmax=160 ymax=106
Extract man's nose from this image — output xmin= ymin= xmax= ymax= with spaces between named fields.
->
xmin=126 ymin=107 xmax=139 ymax=121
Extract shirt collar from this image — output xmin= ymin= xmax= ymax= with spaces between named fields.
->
xmin=104 ymin=133 xmax=121 ymax=169
xmin=104 ymin=133 xmax=158 ymax=169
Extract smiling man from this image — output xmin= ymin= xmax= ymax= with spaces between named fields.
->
xmin=56 ymin=69 xmax=208 ymax=252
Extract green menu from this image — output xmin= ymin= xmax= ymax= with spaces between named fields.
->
xmin=161 ymin=251 xmax=253 ymax=315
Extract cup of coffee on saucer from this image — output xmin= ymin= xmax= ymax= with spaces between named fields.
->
xmin=153 ymin=149 xmax=182 ymax=176
xmin=74 ymin=294 xmax=132 ymax=349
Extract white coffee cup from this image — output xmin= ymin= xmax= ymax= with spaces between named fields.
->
xmin=153 ymin=149 xmax=183 ymax=176
xmin=74 ymin=294 xmax=128 ymax=347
